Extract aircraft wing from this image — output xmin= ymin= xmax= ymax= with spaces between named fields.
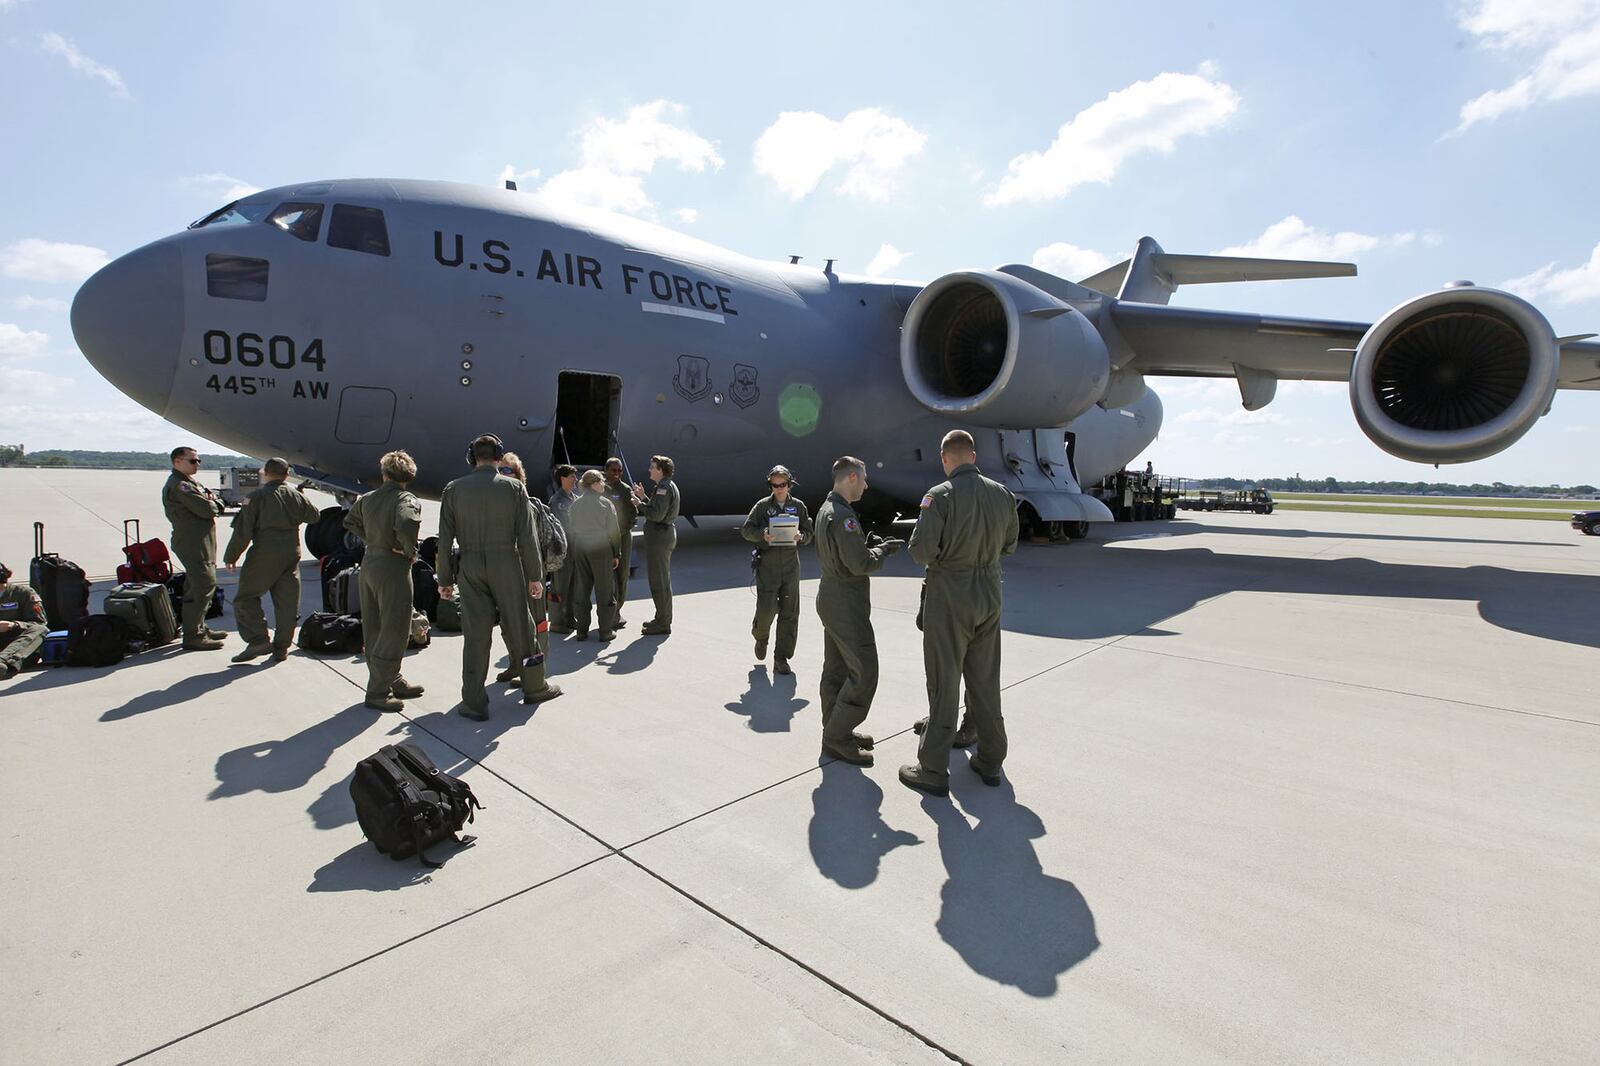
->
xmin=1111 ymin=302 xmax=1364 ymax=381
xmin=1111 ymin=302 xmax=1600 ymax=390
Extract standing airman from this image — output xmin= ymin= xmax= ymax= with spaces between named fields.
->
xmin=632 ymin=455 xmax=680 ymax=636
xmin=437 ymin=434 xmax=550 ymax=720
xmin=900 ymin=430 xmax=1020 ymax=797
xmin=495 ymin=452 xmax=563 ymax=700
xmin=603 ymin=457 xmax=639 ymax=627
xmin=343 ymin=450 xmax=425 ymax=711
xmin=163 ymin=446 xmax=226 ymax=650
xmin=224 ymin=456 xmax=320 ymax=663
xmin=741 ymin=464 xmax=812 ymax=675
xmin=812 ymin=456 xmax=903 ymax=767
xmin=568 ymin=469 xmax=621 ymax=640
xmin=548 ymin=464 xmax=580 ymax=635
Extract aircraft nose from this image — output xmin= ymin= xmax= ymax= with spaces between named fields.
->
xmin=71 ymin=242 xmax=184 ymax=416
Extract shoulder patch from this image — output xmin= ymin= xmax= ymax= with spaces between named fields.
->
xmin=920 ymin=494 xmax=934 ymax=509
xmin=844 ymin=517 xmax=858 ymax=533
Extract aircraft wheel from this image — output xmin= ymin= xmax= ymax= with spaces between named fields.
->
xmin=1067 ymin=520 xmax=1089 ymax=539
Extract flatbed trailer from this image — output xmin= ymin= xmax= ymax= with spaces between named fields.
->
xmin=1176 ymin=488 xmax=1276 ymax=514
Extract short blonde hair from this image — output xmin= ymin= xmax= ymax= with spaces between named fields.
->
xmin=940 ymin=430 xmax=976 ymax=459
xmin=500 ymin=451 xmax=528 ymax=486
xmin=379 ymin=449 xmax=417 ymax=483
xmin=579 ymin=469 xmax=604 ymax=488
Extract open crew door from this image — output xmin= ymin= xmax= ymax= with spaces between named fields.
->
xmin=550 ymin=371 xmax=621 ymax=470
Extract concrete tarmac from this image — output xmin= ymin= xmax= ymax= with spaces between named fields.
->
xmin=2 ymin=469 xmax=1597 ymax=1063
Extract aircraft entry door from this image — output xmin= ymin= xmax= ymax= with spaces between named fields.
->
xmin=551 ymin=371 xmax=621 ymax=471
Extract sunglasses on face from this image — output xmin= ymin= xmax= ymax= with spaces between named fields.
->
xmin=769 ymin=481 xmax=789 ymax=489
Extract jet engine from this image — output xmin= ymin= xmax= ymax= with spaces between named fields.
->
xmin=899 ymin=270 xmax=1109 ymax=428
xmin=1349 ymin=286 xmax=1560 ymax=464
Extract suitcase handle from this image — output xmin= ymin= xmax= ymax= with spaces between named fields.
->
xmin=34 ymin=520 xmax=44 ymax=557
xmin=124 ymin=518 xmax=140 ymax=547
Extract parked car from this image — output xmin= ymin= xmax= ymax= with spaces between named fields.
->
xmin=1572 ymin=510 xmax=1600 ymax=536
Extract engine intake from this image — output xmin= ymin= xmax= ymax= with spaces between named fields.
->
xmin=1350 ymin=287 xmax=1559 ymax=464
xmin=900 ymin=270 xmax=1109 ymax=428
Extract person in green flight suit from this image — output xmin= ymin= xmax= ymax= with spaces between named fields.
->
xmin=223 ymin=456 xmax=321 ymax=664
xmin=343 ymin=450 xmax=427 ymax=711
xmin=631 ymin=454 xmax=681 ymax=636
xmin=163 ymin=445 xmax=226 ymax=650
xmin=812 ymin=456 xmax=903 ymax=767
xmin=568 ymin=469 xmax=622 ymax=641
xmin=899 ymin=430 xmax=1020 ymax=797
xmin=493 ymin=452 xmax=563 ymax=700
xmin=603 ymin=457 xmax=639 ymax=627
xmin=740 ymin=464 xmax=813 ymax=675
xmin=0 ymin=561 xmax=49 ymax=679
xmin=437 ymin=434 xmax=551 ymax=720
xmin=547 ymin=464 xmax=580 ymax=635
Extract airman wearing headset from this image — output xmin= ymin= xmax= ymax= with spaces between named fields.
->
xmin=436 ymin=433 xmax=554 ymax=719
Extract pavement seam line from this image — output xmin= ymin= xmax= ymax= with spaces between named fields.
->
xmin=115 ymin=853 xmax=616 ymax=1065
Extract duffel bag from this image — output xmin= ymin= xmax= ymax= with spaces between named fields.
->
xmin=297 ymin=611 xmax=363 ymax=655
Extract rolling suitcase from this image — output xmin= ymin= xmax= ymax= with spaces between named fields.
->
xmin=30 ymin=522 xmax=90 ymax=631
xmin=329 ymin=563 xmax=362 ymax=617
xmin=104 ymin=582 xmax=180 ymax=646
xmin=118 ymin=519 xmax=172 ymax=584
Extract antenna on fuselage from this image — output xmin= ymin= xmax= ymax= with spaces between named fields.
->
xmin=824 ymin=259 xmax=836 ymax=274
xmin=788 ymin=255 xmax=801 ymax=264
xmin=505 ymin=180 xmax=518 ymax=191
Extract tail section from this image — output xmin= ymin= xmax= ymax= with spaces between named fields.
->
xmin=1078 ymin=236 xmax=1356 ymax=305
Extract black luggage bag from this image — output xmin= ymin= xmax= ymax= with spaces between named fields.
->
xmin=350 ymin=742 xmax=481 ymax=867
xmin=297 ymin=611 xmax=363 ymax=654
xmin=64 ymin=614 xmax=135 ymax=667
xmin=165 ymin=572 xmax=225 ymax=621
xmin=105 ymin=582 xmax=180 ymax=645
xmin=30 ymin=522 xmax=90 ymax=631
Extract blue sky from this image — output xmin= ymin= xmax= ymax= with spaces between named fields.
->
xmin=2 ymin=0 xmax=1597 ymax=483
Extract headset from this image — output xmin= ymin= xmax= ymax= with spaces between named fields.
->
xmin=465 ymin=433 xmax=506 ymax=466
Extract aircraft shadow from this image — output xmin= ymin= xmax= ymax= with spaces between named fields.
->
xmin=999 ymin=541 xmax=1600 ymax=649
xmin=807 ymin=762 xmax=921 ymax=890
xmin=725 ymin=666 xmax=809 ymax=733
xmin=923 ymin=765 xmax=1100 ymax=997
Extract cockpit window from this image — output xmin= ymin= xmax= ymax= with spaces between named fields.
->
xmin=190 ymin=200 xmax=272 ymax=230
xmin=327 ymin=204 xmax=390 ymax=257
xmin=266 ymin=202 xmax=324 ymax=242
xmin=206 ymin=253 xmax=269 ymax=301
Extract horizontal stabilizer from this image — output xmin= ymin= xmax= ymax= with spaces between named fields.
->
xmin=1081 ymin=237 xmax=1356 ymax=306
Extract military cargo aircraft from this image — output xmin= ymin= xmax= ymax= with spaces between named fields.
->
xmin=70 ymin=179 xmax=1600 ymax=529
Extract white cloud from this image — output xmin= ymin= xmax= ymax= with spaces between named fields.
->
xmin=673 ymin=207 xmax=699 ymax=224
xmin=182 ymin=172 xmax=261 ymax=202
xmin=497 ymin=164 xmax=542 ymax=187
xmin=8 ymin=368 xmax=69 ymax=402
xmin=1453 ymin=1 xmax=1600 ymax=132
xmin=40 ymin=32 xmax=129 ymax=98
xmin=0 ymin=322 xmax=49 ymax=360
xmin=1216 ymin=216 xmax=1414 ymax=260
xmin=13 ymin=295 xmax=69 ymax=313
xmin=986 ymin=68 xmax=1239 ymax=206
xmin=1502 ymin=240 xmax=1600 ymax=305
xmin=1031 ymin=241 xmax=1115 ymax=280
xmin=864 ymin=243 xmax=911 ymax=277
xmin=0 ymin=238 xmax=110 ymax=284
xmin=1174 ymin=407 xmax=1287 ymax=427
xmin=753 ymin=108 xmax=927 ymax=201
xmin=537 ymin=100 xmax=722 ymax=216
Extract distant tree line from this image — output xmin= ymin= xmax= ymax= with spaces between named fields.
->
xmin=0 ymin=446 xmax=257 ymax=470
xmin=1190 ymin=475 xmax=1599 ymax=498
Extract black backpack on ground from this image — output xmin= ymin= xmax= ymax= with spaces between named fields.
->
xmin=412 ymin=558 xmax=440 ymax=620
xmin=65 ymin=614 xmax=135 ymax=667
xmin=305 ymin=506 xmax=349 ymax=559
xmin=166 ymin=572 xmax=225 ymax=621
xmin=30 ymin=522 xmax=90 ymax=631
xmin=297 ymin=612 xmax=363 ymax=654
xmin=350 ymin=742 xmax=481 ymax=867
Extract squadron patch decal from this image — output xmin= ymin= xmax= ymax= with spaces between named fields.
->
xmin=844 ymin=517 xmax=858 ymax=532
xmin=920 ymin=494 xmax=934 ymax=508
